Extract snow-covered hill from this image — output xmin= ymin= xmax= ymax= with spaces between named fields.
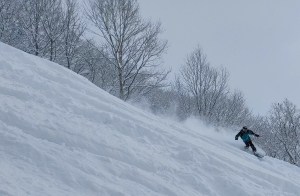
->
xmin=0 ymin=42 xmax=300 ymax=196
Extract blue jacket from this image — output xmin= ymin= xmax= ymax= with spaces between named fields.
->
xmin=235 ymin=129 xmax=256 ymax=142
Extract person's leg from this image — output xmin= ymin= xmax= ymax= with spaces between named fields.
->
xmin=248 ymin=140 xmax=257 ymax=152
xmin=244 ymin=141 xmax=250 ymax=149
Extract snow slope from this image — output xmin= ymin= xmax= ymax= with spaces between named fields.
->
xmin=0 ymin=42 xmax=300 ymax=196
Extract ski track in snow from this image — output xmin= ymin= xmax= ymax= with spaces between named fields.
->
xmin=0 ymin=42 xmax=300 ymax=196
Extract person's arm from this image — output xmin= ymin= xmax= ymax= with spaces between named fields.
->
xmin=235 ymin=130 xmax=241 ymax=140
xmin=248 ymin=130 xmax=259 ymax=137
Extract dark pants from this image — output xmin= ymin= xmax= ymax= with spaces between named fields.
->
xmin=244 ymin=140 xmax=256 ymax=152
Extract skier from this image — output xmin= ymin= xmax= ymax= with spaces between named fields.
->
xmin=235 ymin=126 xmax=260 ymax=153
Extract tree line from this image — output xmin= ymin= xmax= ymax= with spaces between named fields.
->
xmin=0 ymin=0 xmax=299 ymax=166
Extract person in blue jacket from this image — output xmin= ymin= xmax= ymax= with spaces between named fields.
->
xmin=235 ymin=126 xmax=260 ymax=152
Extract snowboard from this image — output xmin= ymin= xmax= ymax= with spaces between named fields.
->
xmin=241 ymin=146 xmax=265 ymax=159
xmin=253 ymin=152 xmax=264 ymax=158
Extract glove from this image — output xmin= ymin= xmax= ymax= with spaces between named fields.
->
xmin=255 ymin=134 xmax=260 ymax=137
xmin=235 ymin=136 xmax=238 ymax=140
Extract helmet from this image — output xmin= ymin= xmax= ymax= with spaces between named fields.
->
xmin=242 ymin=126 xmax=247 ymax=130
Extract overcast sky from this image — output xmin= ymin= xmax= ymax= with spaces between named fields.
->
xmin=138 ymin=0 xmax=300 ymax=115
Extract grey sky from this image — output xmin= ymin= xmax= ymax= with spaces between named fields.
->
xmin=138 ymin=0 xmax=300 ymax=115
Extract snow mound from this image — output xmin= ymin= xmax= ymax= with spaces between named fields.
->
xmin=0 ymin=42 xmax=300 ymax=196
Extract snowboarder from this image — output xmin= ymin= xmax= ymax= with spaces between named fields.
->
xmin=235 ymin=126 xmax=260 ymax=152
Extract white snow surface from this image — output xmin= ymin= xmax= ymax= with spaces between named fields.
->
xmin=0 ymin=42 xmax=300 ymax=196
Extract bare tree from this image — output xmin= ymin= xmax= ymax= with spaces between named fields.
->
xmin=87 ymin=0 xmax=168 ymax=100
xmin=250 ymin=115 xmax=273 ymax=156
xmin=214 ymin=90 xmax=251 ymax=126
xmin=61 ymin=0 xmax=85 ymax=70
xmin=0 ymin=0 xmax=14 ymax=40
xmin=16 ymin=0 xmax=84 ymax=64
xmin=0 ymin=0 xmax=22 ymax=45
xmin=181 ymin=47 xmax=229 ymax=121
xmin=42 ymin=0 xmax=65 ymax=61
xmin=172 ymin=77 xmax=194 ymax=120
xmin=77 ymin=40 xmax=117 ymax=92
xmin=268 ymin=99 xmax=300 ymax=166
xmin=18 ymin=0 xmax=48 ymax=56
